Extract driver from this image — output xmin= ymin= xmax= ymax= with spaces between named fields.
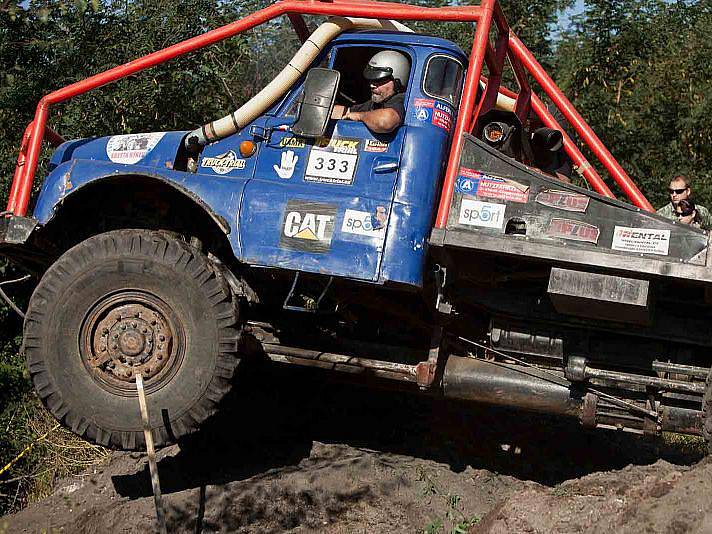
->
xmin=333 ymin=50 xmax=409 ymax=134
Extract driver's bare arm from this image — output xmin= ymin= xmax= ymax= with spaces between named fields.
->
xmin=345 ymin=108 xmax=401 ymax=134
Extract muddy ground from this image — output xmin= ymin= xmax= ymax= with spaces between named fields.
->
xmin=2 ymin=361 xmax=711 ymax=533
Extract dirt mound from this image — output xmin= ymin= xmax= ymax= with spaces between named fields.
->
xmin=475 ymin=458 xmax=712 ymax=533
xmin=2 ymin=363 xmax=708 ymax=533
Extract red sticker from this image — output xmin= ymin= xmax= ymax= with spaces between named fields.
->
xmin=432 ymin=109 xmax=452 ymax=130
xmin=477 ymin=177 xmax=529 ymax=203
xmin=414 ymin=98 xmax=435 ymax=108
xmin=547 ymin=218 xmax=599 ymax=244
xmin=459 ymin=167 xmax=481 ymax=179
xmin=536 ymin=190 xmax=590 ymax=212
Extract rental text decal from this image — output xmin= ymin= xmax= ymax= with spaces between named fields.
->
xmin=612 ymin=226 xmax=670 ymax=255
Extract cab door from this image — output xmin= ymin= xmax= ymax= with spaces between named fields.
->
xmin=239 ymin=113 xmax=406 ymax=281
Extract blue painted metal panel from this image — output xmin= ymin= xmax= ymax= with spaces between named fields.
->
xmin=33 ymin=159 xmax=248 ymax=256
xmin=240 ymin=117 xmax=404 ymax=281
xmin=34 ymin=31 xmax=466 ymax=289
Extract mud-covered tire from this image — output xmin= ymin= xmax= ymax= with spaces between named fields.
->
xmin=24 ymin=229 xmax=241 ymax=450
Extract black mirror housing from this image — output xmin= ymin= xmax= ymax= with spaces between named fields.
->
xmin=293 ymin=68 xmax=340 ymax=138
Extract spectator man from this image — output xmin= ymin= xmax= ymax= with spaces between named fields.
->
xmin=657 ymin=175 xmax=712 ymax=230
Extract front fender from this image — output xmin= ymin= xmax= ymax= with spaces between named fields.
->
xmin=33 ymin=160 xmax=247 ymax=255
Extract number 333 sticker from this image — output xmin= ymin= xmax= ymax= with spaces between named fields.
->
xmin=305 ymin=137 xmax=360 ymax=186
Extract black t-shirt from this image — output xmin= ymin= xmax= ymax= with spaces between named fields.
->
xmin=350 ymin=93 xmax=406 ymax=126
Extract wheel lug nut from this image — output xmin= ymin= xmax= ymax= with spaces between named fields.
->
xmin=131 ymin=322 xmax=137 ymax=328
xmin=113 ymin=334 xmax=119 ymax=339
xmin=159 ymin=335 xmax=165 ymax=342
xmin=121 ymin=324 xmax=127 ymax=330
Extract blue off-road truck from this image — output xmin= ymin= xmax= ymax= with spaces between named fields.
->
xmin=2 ymin=2 xmax=711 ymax=452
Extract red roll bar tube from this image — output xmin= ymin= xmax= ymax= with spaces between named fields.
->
xmin=7 ymin=0 xmax=652 ymax=223
xmin=7 ymin=0 xmax=484 ymax=217
xmin=508 ymin=33 xmax=654 ymax=212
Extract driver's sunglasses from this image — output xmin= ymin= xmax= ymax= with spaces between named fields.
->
xmin=669 ymin=187 xmax=688 ymax=195
xmin=677 ymin=210 xmax=695 ymax=217
xmin=369 ymin=77 xmax=393 ymax=87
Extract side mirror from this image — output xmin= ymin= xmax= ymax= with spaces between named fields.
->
xmin=293 ymin=68 xmax=340 ymax=138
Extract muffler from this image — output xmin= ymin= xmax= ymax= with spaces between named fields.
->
xmin=443 ymin=355 xmax=583 ymax=417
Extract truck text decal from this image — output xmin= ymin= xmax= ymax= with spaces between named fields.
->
xmin=201 ymin=151 xmax=246 ymax=174
xmin=280 ymin=200 xmax=336 ymax=253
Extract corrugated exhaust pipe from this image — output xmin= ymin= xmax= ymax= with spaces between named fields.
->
xmin=185 ymin=17 xmax=413 ymax=149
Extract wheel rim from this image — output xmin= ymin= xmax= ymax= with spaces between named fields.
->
xmin=80 ymin=290 xmax=185 ymax=396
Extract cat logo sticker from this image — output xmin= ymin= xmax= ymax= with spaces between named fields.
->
xmin=280 ymin=200 xmax=337 ymax=253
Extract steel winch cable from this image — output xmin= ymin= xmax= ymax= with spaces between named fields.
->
xmin=456 ymin=335 xmax=657 ymax=419
xmin=0 ymin=274 xmax=31 ymax=319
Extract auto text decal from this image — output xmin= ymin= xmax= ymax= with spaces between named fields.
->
xmin=456 ymin=167 xmax=529 ymax=203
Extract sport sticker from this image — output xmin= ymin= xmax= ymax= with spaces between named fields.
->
xmin=200 ymin=151 xmax=246 ymax=175
xmin=455 ymin=167 xmax=529 ymax=203
xmin=547 ymin=218 xmax=600 ymax=244
xmin=106 ymin=132 xmax=165 ymax=165
xmin=612 ymin=226 xmax=670 ymax=256
xmin=536 ymin=190 xmax=590 ymax=212
xmin=458 ymin=199 xmax=506 ymax=229
xmin=341 ymin=208 xmax=387 ymax=239
xmin=364 ymin=139 xmax=389 ymax=153
xmin=281 ymin=200 xmax=337 ymax=253
xmin=305 ymin=137 xmax=360 ymax=186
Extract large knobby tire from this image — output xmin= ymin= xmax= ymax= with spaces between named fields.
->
xmin=24 ymin=230 xmax=241 ymax=450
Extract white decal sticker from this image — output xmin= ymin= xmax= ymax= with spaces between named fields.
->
xmin=612 ymin=226 xmax=670 ymax=256
xmin=341 ymin=209 xmax=387 ymax=238
xmin=458 ymin=199 xmax=506 ymax=229
xmin=106 ymin=132 xmax=165 ymax=164
xmin=200 ymin=151 xmax=246 ymax=175
xmin=274 ymin=150 xmax=298 ymax=179
xmin=305 ymin=150 xmax=358 ymax=185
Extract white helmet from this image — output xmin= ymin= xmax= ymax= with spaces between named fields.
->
xmin=363 ymin=50 xmax=410 ymax=90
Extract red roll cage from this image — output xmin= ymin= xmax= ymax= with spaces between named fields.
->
xmin=6 ymin=0 xmax=654 ymax=223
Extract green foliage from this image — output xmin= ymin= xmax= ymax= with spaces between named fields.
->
xmin=418 ymin=467 xmax=480 ymax=534
xmin=555 ymin=0 xmax=712 ymax=207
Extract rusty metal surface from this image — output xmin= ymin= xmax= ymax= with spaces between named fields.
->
xmin=81 ymin=291 xmax=183 ymax=395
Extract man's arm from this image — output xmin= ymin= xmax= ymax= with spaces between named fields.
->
xmin=344 ymin=107 xmax=402 ymax=134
